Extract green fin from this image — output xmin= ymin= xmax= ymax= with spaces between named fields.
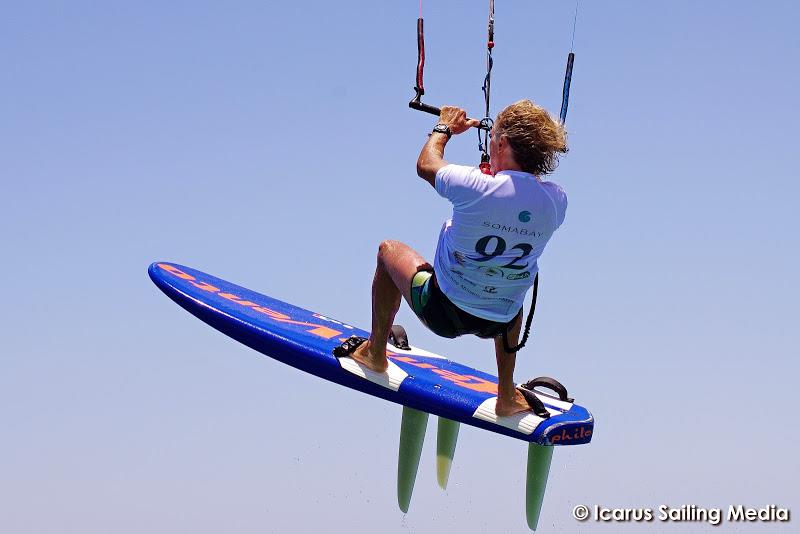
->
xmin=397 ymin=406 xmax=429 ymax=513
xmin=436 ymin=417 xmax=460 ymax=489
xmin=525 ymin=443 xmax=554 ymax=530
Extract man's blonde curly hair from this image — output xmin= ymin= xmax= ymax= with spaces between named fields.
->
xmin=495 ymin=99 xmax=568 ymax=176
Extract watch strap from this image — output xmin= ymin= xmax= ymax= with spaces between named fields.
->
xmin=431 ymin=123 xmax=452 ymax=139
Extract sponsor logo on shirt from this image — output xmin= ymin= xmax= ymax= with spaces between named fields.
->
xmin=482 ymin=220 xmax=543 ymax=238
xmin=478 ymin=266 xmax=505 ymax=278
xmin=452 ymin=253 xmax=507 ymax=279
xmin=506 ymin=271 xmax=531 ymax=281
xmin=518 ymin=210 xmax=532 ymax=222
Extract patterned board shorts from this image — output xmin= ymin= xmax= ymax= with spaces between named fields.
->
xmin=409 ymin=269 xmax=516 ymax=339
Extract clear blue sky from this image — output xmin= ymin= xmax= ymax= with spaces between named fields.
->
xmin=2 ymin=1 xmax=798 ymax=532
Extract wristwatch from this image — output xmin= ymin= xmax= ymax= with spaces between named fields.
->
xmin=431 ymin=123 xmax=452 ymax=139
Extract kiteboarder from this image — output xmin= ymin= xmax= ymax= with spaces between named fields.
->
xmin=347 ymin=101 xmax=568 ymax=416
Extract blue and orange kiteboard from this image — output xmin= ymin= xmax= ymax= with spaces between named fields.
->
xmin=149 ymin=261 xmax=594 ymax=530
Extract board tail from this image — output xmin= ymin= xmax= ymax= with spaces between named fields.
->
xmin=436 ymin=417 xmax=460 ymax=489
xmin=397 ymin=406 xmax=429 ymax=512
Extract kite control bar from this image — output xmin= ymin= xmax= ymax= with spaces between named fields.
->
xmin=408 ymin=99 xmax=439 ymax=117
xmin=409 ymin=3 xmax=577 ymax=132
xmin=409 ymin=98 xmax=489 ymax=131
xmin=409 ymin=16 xmax=489 ymax=132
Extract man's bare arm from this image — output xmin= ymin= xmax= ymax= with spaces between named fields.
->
xmin=416 ymin=106 xmax=481 ymax=188
xmin=416 ymin=133 xmax=449 ymax=187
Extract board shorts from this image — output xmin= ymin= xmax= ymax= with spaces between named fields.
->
xmin=409 ymin=269 xmax=519 ymax=339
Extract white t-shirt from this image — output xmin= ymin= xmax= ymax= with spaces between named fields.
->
xmin=433 ymin=164 xmax=568 ymax=322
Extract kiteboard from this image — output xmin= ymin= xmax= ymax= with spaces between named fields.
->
xmin=149 ymin=261 xmax=594 ymax=530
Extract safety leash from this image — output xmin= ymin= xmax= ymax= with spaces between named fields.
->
xmin=502 ymin=273 xmax=538 ymax=353
xmin=478 ymin=0 xmax=496 ymax=174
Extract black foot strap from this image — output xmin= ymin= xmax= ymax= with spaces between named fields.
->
xmin=333 ymin=335 xmax=368 ymax=358
xmin=388 ymin=325 xmax=410 ymax=350
xmin=520 ymin=377 xmax=573 ymax=403
xmin=516 ymin=386 xmax=551 ymax=419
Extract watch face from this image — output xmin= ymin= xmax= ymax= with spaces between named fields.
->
xmin=434 ymin=124 xmax=451 ymax=135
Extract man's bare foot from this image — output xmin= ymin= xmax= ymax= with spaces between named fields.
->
xmin=495 ymin=389 xmax=532 ymax=417
xmin=349 ymin=340 xmax=389 ymax=373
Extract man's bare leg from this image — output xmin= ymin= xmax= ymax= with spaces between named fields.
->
xmin=494 ymin=313 xmax=532 ymax=416
xmin=350 ymin=240 xmax=429 ymax=372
